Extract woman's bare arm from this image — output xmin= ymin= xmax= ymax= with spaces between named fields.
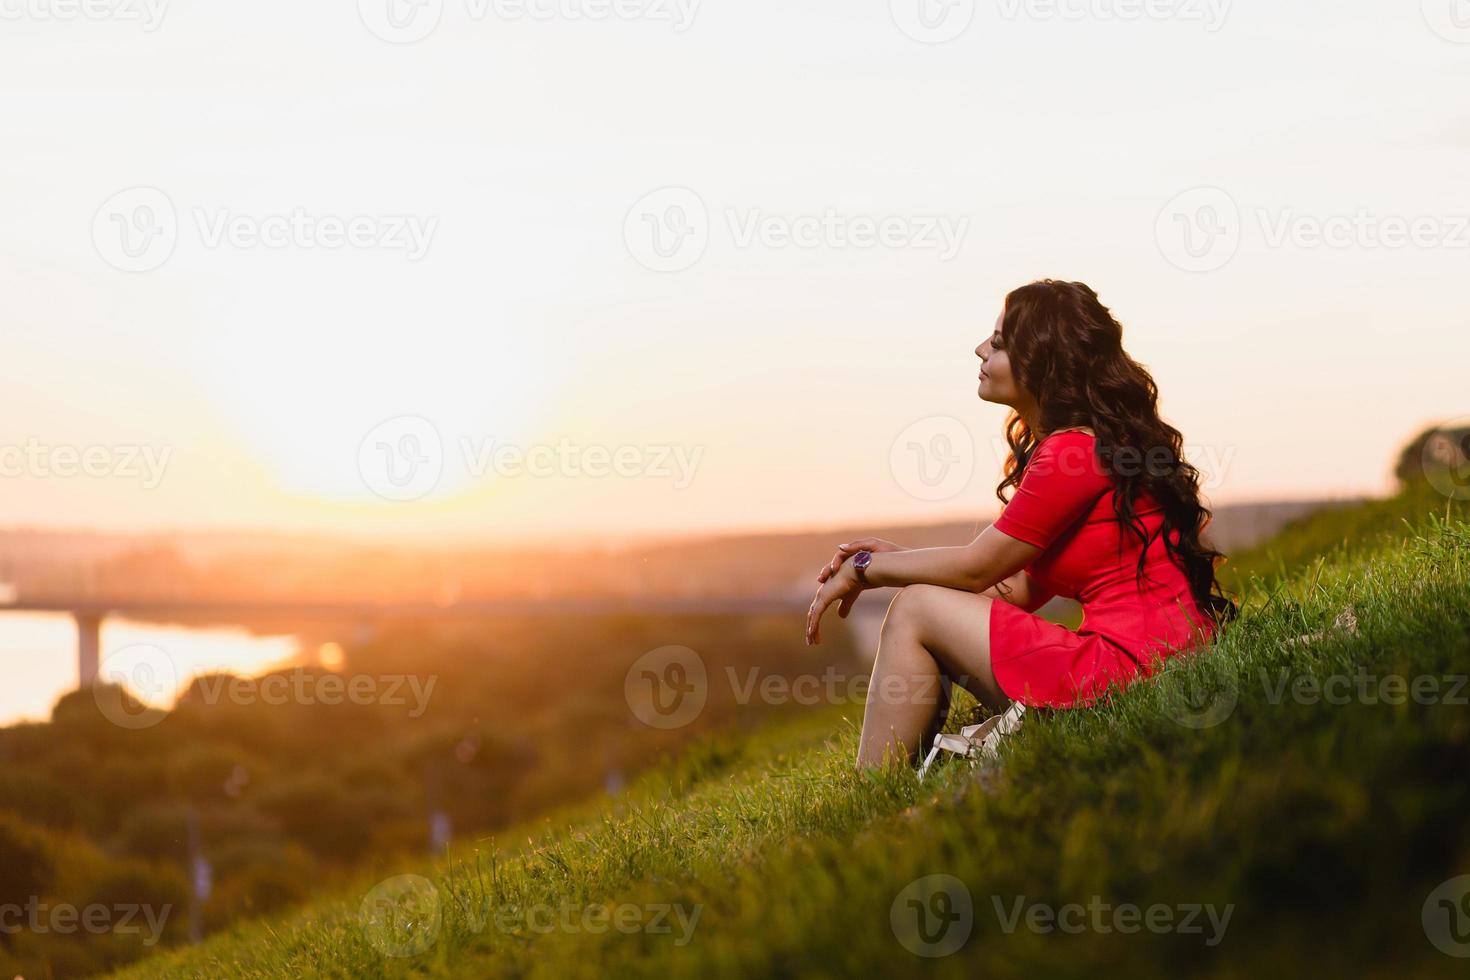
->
xmin=984 ymin=569 xmax=1055 ymax=612
xmin=815 ymin=531 xmax=1049 ymax=607
xmin=860 ymin=525 xmax=1042 ymax=595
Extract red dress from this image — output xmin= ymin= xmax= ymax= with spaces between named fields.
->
xmin=988 ymin=430 xmax=1216 ymax=709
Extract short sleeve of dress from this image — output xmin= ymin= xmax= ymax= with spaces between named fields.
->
xmin=992 ymin=432 xmax=1113 ymax=550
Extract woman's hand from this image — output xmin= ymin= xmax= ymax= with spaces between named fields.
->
xmin=816 ymin=537 xmax=904 ymax=583
xmin=805 ymin=560 xmax=865 ymax=646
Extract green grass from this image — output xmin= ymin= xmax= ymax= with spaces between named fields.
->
xmin=119 ymin=485 xmax=1470 ymax=978
xmin=1221 ymin=477 xmax=1469 ymax=589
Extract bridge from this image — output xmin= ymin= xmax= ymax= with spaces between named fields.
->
xmin=0 ymin=594 xmax=820 ymax=687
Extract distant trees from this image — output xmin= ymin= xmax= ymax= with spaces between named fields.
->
xmin=0 ymin=813 xmax=53 ymax=912
xmin=1396 ymin=421 xmax=1470 ymax=487
xmin=0 ymin=608 xmax=838 ymax=976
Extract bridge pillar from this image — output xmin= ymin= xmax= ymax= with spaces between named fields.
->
xmin=76 ymin=612 xmax=102 ymax=688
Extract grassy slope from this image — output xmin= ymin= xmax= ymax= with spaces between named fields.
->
xmin=122 ymin=485 xmax=1470 ymax=979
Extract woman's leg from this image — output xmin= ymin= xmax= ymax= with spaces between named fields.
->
xmin=856 ymin=584 xmax=1011 ymax=769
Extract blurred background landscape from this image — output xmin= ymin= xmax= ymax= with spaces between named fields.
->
xmin=3 ymin=1 xmax=1469 ymax=977
xmin=2 ymin=424 xmax=1464 ymax=976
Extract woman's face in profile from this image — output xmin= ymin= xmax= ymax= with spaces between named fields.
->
xmin=976 ymin=309 xmax=1023 ymax=406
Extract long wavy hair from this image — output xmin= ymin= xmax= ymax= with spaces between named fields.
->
xmin=994 ymin=280 xmax=1238 ymax=628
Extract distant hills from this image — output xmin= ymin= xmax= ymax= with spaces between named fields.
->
xmin=0 ymin=498 xmax=1362 ymax=610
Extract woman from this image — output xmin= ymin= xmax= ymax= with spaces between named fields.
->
xmin=804 ymin=280 xmax=1237 ymax=769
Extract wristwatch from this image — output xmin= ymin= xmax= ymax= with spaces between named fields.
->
xmin=851 ymin=550 xmax=873 ymax=586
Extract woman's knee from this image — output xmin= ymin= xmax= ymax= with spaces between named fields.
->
xmin=882 ymin=584 xmax=948 ymax=634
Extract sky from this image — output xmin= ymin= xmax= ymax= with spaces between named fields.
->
xmin=1 ymin=0 xmax=1467 ymax=546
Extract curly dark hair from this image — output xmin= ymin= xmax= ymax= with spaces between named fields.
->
xmin=994 ymin=279 xmax=1238 ymax=628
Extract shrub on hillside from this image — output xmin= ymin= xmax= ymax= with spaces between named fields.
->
xmin=0 ymin=813 xmax=54 ymax=911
